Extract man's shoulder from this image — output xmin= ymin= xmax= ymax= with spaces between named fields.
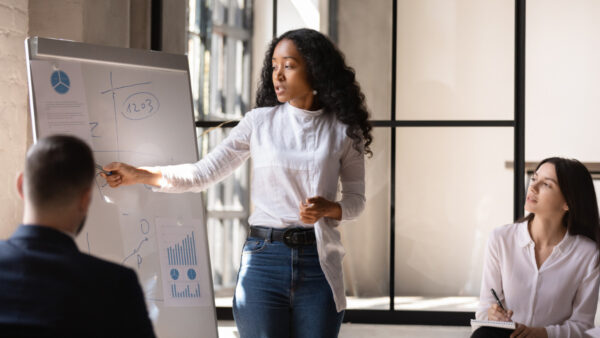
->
xmin=0 ymin=237 xmax=138 ymax=285
xmin=75 ymin=252 xmax=137 ymax=280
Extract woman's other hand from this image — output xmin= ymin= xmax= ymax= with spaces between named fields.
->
xmin=299 ymin=196 xmax=342 ymax=224
xmin=101 ymin=162 xmax=162 ymax=188
xmin=488 ymin=303 xmax=514 ymax=322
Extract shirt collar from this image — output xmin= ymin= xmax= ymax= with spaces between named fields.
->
xmin=553 ymin=228 xmax=574 ymax=254
xmin=10 ymin=224 xmax=79 ymax=252
xmin=516 ymin=220 xmax=574 ymax=253
xmin=285 ymin=102 xmax=323 ymax=118
xmin=517 ymin=220 xmax=533 ymax=247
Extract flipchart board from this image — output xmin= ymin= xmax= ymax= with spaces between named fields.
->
xmin=25 ymin=37 xmax=218 ymax=338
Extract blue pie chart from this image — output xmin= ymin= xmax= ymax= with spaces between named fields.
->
xmin=187 ymin=268 xmax=196 ymax=280
xmin=170 ymin=268 xmax=179 ymax=280
xmin=50 ymin=70 xmax=70 ymax=94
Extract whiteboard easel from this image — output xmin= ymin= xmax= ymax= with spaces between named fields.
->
xmin=25 ymin=37 xmax=218 ymax=338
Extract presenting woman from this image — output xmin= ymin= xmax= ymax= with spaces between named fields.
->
xmin=103 ymin=28 xmax=372 ymax=338
xmin=473 ymin=157 xmax=600 ymax=338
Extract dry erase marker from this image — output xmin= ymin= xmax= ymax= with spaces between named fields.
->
xmin=490 ymin=288 xmax=506 ymax=311
xmin=95 ymin=163 xmax=112 ymax=176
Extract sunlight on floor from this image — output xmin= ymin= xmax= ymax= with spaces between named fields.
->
xmin=216 ymin=295 xmax=479 ymax=312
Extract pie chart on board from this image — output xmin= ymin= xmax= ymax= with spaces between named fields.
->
xmin=50 ymin=70 xmax=70 ymax=94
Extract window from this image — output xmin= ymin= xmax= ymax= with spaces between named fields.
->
xmin=276 ymin=0 xmax=525 ymax=324
xmin=188 ymin=0 xmax=527 ymax=325
xmin=187 ymin=0 xmax=252 ymax=300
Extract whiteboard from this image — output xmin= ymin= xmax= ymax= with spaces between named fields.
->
xmin=25 ymin=37 xmax=218 ymax=338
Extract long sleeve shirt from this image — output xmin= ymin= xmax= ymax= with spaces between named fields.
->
xmin=476 ymin=221 xmax=600 ymax=338
xmin=152 ymin=102 xmax=366 ymax=311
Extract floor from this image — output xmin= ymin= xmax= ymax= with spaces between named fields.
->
xmin=215 ymin=295 xmax=477 ymax=337
xmin=214 ymin=295 xmax=600 ymax=337
xmin=218 ymin=321 xmax=472 ymax=338
xmin=214 ymin=296 xmax=480 ymax=312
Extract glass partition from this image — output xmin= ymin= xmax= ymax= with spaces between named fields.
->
xmin=394 ymin=127 xmax=513 ymax=311
xmin=396 ymin=0 xmax=514 ymax=120
xmin=341 ymin=128 xmax=391 ymax=310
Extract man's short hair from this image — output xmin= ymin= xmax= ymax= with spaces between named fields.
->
xmin=25 ymin=135 xmax=95 ymax=208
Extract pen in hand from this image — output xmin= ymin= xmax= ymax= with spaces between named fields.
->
xmin=489 ymin=288 xmax=514 ymax=322
xmin=490 ymin=288 xmax=505 ymax=311
xmin=95 ymin=163 xmax=112 ymax=176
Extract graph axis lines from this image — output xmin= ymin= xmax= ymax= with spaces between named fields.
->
xmin=99 ymin=72 xmax=153 ymax=162
xmin=100 ymin=81 xmax=151 ymax=95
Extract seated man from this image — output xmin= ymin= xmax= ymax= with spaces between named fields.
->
xmin=0 ymin=135 xmax=156 ymax=337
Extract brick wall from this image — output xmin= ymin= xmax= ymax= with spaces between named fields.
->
xmin=0 ymin=0 xmax=28 ymax=238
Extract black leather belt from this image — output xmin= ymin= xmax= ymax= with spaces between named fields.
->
xmin=249 ymin=226 xmax=316 ymax=247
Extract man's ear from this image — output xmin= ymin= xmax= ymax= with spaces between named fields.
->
xmin=79 ymin=186 xmax=93 ymax=212
xmin=16 ymin=172 xmax=24 ymax=200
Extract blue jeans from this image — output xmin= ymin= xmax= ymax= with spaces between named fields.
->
xmin=233 ymin=233 xmax=344 ymax=338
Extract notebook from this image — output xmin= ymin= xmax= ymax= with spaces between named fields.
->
xmin=471 ymin=319 xmax=516 ymax=331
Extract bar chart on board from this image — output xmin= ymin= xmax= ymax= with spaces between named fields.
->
xmin=167 ymin=231 xmax=198 ymax=266
xmin=157 ymin=218 xmax=205 ymax=306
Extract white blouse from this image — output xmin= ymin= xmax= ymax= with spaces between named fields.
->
xmin=476 ymin=221 xmax=600 ymax=338
xmin=152 ymin=102 xmax=366 ymax=312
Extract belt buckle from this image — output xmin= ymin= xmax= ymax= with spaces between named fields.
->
xmin=283 ymin=228 xmax=303 ymax=248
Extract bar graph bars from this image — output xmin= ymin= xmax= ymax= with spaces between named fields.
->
xmin=157 ymin=220 xmax=205 ymax=305
xmin=163 ymin=228 xmax=201 ymax=300
xmin=167 ymin=231 xmax=197 ymax=266
xmin=171 ymin=283 xmax=201 ymax=298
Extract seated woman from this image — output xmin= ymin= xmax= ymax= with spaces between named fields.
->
xmin=473 ymin=157 xmax=600 ymax=338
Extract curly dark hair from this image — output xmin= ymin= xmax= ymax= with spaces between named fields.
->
xmin=255 ymin=28 xmax=373 ymax=157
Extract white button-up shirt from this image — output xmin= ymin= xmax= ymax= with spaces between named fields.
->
xmin=476 ymin=221 xmax=600 ymax=337
xmin=152 ymin=102 xmax=366 ymax=312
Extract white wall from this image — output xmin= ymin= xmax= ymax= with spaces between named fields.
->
xmin=528 ymin=2 xmax=600 ymax=324
xmin=0 ymin=0 xmax=28 ymax=238
xmin=526 ymin=0 xmax=600 ymax=162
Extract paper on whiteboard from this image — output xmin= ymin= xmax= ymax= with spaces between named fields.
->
xmin=30 ymin=60 xmax=92 ymax=144
xmin=157 ymin=218 xmax=211 ymax=307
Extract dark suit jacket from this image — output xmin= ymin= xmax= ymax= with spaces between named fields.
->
xmin=0 ymin=225 xmax=156 ymax=338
